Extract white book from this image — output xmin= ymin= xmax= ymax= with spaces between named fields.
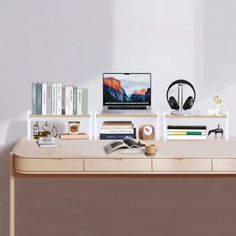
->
xmin=167 ymin=131 xmax=207 ymax=135
xmin=100 ymin=129 xmax=134 ymax=134
xmin=69 ymin=86 xmax=73 ymax=115
xmin=56 ymin=83 xmax=62 ymax=115
xmin=37 ymin=137 xmax=59 ymax=147
xmin=46 ymin=83 xmax=51 ymax=115
xmin=77 ymin=88 xmax=83 ymax=115
xmin=42 ymin=82 xmax=47 ymax=115
xmin=65 ymin=86 xmax=73 ymax=115
xmin=167 ymin=129 xmax=207 ymax=132
xmin=61 ymin=86 xmax=65 ymax=115
xmin=51 ymin=83 xmax=57 ymax=115
xmin=167 ymin=135 xmax=207 ymax=140
xmin=65 ymin=86 xmax=70 ymax=115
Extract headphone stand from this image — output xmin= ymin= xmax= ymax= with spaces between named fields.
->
xmin=167 ymin=79 xmax=196 ymax=114
xmin=171 ymin=110 xmax=192 ymax=116
xmin=171 ymin=83 xmax=190 ymax=116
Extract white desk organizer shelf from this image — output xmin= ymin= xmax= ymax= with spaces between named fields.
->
xmin=163 ymin=112 xmax=229 ymax=141
xmin=27 ymin=111 xmax=93 ymax=140
xmin=94 ymin=111 xmax=160 ymax=141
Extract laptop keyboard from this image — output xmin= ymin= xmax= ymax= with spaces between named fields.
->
xmin=108 ymin=106 xmax=147 ymax=110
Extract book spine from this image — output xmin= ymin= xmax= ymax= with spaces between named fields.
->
xmin=69 ymin=87 xmax=73 ymax=115
xmin=167 ymin=125 xmax=207 ymax=130
xmin=100 ymin=129 xmax=134 ymax=134
xmin=65 ymin=86 xmax=73 ymax=115
xmin=61 ymin=86 xmax=65 ymax=115
xmin=100 ymin=133 xmax=136 ymax=140
xmin=51 ymin=83 xmax=57 ymax=115
xmin=36 ymin=83 xmax=42 ymax=115
xmin=101 ymin=125 xmax=133 ymax=130
xmin=167 ymin=129 xmax=207 ymax=132
xmin=167 ymin=135 xmax=207 ymax=140
xmin=32 ymin=82 xmax=37 ymax=115
xmin=65 ymin=86 xmax=70 ymax=115
xmin=167 ymin=131 xmax=206 ymax=135
xmin=100 ymin=129 xmax=136 ymax=140
xmin=73 ymin=87 xmax=77 ymax=115
xmin=42 ymin=82 xmax=47 ymax=115
xmin=47 ymin=83 xmax=51 ymax=115
xmin=77 ymin=88 xmax=83 ymax=115
xmin=56 ymin=83 xmax=62 ymax=115
xmin=82 ymin=88 xmax=88 ymax=115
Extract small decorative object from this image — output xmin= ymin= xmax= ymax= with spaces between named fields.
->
xmin=208 ymin=124 xmax=223 ymax=139
xmin=42 ymin=121 xmax=51 ymax=136
xmin=208 ymin=95 xmax=223 ymax=116
xmin=145 ymin=144 xmax=157 ymax=156
xmin=139 ymin=124 xmax=155 ymax=140
xmin=68 ymin=121 xmax=80 ymax=135
xmin=51 ymin=124 xmax=58 ymax=138
xmin=33 ymin=121 xmax=39 ymax=139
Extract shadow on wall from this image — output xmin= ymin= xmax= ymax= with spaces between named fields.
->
xmin=195 ymin=0 xmax=236 ymax=96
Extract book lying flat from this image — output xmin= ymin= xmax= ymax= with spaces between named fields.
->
xmin=102 ymin=121 xmax=133 ymax=129
xmin=167 ymin=125 xmax=207 ymax=130
xmin=104 ymin=138 xmax=145 ymax=154
xmin=167 ymin=129 xmax=207 ymax=132
xmin=59 ymin=133 xmax=89 ymax=140
xmin=167 ymin=135 xmax=207 ymax=140
xmin=36 ymin=137 xmax=59 ymax=147
xmin=100 ymin=128 xmax=134 ymax=134
xmin=167 ymin=131 xmax=207 ymax=135
xmin=100 ymin=128 xmax=136 ymax=140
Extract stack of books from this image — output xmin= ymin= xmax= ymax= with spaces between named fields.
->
xmin=100 ymin=121 xmax=136 ymax=140
xmin=32 ymin=82 xmax=88 ymax=115
xmin=167 ymin=125 xmax=207 ymax=140
xmin=36 ymin=137 xmax=59 ymax=147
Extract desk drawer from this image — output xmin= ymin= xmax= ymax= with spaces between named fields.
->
xmin=84 ymin=159 xmax=151 ymax=172
xmin=153 ymin=159 xmax=212 ymax=172
xmin=14 ymin=158 xmax=83 ymax=173
xmin=213 ymin=159 xmax=236 ymax=172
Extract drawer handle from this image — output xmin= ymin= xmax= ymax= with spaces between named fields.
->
xmin=174 ymin=158 xmax=183 ymax=161
xmin=54 ymin=158 xmax=63 ymax=161
xmin=113 ymin=158 xmax=122 ymax=161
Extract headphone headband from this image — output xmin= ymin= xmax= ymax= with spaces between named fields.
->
xmin=166 ymin=79 xmax=196 ymax=102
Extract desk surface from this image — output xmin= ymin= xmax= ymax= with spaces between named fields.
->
xmin=11 ymin=138 xmax=236 ymax=175
xmin=12 ymin=137 xmax=236 ymax=160
xmin=9 ymin=138 xmax=236 ymax=236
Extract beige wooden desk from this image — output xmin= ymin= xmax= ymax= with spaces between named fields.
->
xmin=10 ymin=137 xmax=236 ymax=236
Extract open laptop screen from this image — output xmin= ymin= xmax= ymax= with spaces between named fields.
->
xmin=103 ymin=73 xmax=151 ymax=106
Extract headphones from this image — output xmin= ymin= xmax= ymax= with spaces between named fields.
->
xmin=166 ymin=79 xmax=196 ymax=110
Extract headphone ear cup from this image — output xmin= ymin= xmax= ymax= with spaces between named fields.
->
xmin=169 ymin=96 xmax=180 ymax=110
xmin=183 ymin=96 xmax=194 ymax=110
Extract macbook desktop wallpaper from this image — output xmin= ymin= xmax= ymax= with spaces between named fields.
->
xmin=103 ymin=74 xmax=151 ymax=105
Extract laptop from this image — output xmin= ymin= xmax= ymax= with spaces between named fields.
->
xmin=102 ymin=73 xmax=152 ymax=113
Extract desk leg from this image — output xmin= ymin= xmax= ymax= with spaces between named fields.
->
xmin=10 ymin=155 xmax=15 ymax=236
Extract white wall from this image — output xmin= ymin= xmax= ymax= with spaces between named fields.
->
xmin=1 ymin=0 xmax=236 ymax=235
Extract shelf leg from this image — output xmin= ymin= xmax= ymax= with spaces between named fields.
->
xmin=10 ymin=155 xmax=15 ymax=236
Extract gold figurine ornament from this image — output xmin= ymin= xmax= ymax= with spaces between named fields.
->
xmin=208 ymin=95 xmax=223 ymax=116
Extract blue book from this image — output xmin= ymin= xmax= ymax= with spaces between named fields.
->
xmin=100 ymin=129 xmax=136 ymax=140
